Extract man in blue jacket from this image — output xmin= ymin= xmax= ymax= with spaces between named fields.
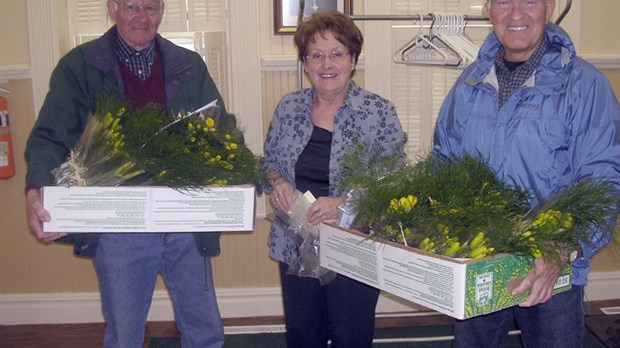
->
xmin=24 ymin=1 xmax=232 ymax=347
xmin=433 ymin=0 xmax=620 ymax=347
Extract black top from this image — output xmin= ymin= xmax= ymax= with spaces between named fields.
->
xmin=503 ymin=59 xmax=526 ymax=72
xmin=295 ymin=125 xmax=332 ymax=198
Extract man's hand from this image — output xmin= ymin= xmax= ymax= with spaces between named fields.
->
xmin=25 ymin=188 xmax=66 ymax=242
xmin=511 ymin=257 xmax=565 ymax=307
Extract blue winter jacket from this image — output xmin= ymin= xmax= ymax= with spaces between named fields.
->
xmin=433 ymin=23 xmax=620 ymax=285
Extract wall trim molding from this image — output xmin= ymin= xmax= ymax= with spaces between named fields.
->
xmin=582 ymin=55 xmax=620 ymax=69
xmin=0 ymin=64 xmax=31 ymax=83
xmin=260 ymin=54 xmax=620 ymax=71
xmin=259 ymin=55 xmax=620 ymax=72
xmin=2 ymin=53 xmax=616 ymax=85
xmin=583 ymin=270 xmax=620 ymax=303
xmin=0 ymin=287 xmax=285 ymax=325
xmin=2 ymin=271 xmax=618 ymax=325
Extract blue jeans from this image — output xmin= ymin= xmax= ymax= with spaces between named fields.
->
xmin=454 ymin=285 xmax=585 ymax=348
xmin=279 ymin=262 xmax=381 ymax=348
xmin=93 ymin=233 xmax=224 ymax=348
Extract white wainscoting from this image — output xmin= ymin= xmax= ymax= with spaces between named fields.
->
xmin=1 ymin=271 xmax=619 ymax=325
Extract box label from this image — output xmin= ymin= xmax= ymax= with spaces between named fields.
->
xmin=43 ymin=186 xmax=255 ymax=233
xmin=475 ymin=272 xmax=493 ymax=306
xmin=321 ymin=231 xmax=380 ymax=286
xmin=381 ymin=248 xmax=458 ymax=313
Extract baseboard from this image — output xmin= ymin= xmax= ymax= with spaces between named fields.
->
xmin=0 ymin=287 xmax=285 ymax=325
xmin=583 ymin=271 xmax=620 ymax=302
xmin=2 ymin=271 xmax=619 ymax=325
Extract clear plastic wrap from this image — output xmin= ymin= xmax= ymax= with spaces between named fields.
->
xmin=278 ymin=190 xmax=336 ymax=285
xmin=52 ymin=97 xmax=261 ymax=189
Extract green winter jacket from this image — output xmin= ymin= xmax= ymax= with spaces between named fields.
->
xmin=25 ymin=26 xmax=237 ymax=257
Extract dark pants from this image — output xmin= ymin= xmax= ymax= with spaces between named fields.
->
xmin=454 ymin=285 xmax=585 ymax=348
xmin=279 ymin=262 xmax=381 ymax=348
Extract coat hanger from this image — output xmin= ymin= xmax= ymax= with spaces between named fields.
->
xmin=416 ymin=12 xmax=480 ymax=69
xmin=448 ymin=13 xmax=479 ymax=67
xmin=409 ymin=13 xmax=462 ymax=67
xmin=393 ymin=14 xmax=461 ymax=67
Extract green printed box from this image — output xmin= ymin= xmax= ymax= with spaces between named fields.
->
xmin=319 ymin=223 xmax=571 ymax=319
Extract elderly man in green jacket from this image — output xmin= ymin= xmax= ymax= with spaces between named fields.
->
xmin=24 ymin=1 xmax=233 ymax=347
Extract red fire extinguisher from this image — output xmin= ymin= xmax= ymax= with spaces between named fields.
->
xmin=0 ymin=93 xmax=15 ymax=180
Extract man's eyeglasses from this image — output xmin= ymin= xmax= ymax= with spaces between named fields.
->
xmin=305 ymin=50 xmax=350 ymax=63
xmin=112 ymin=1 xmax=162 ymax=16
xmin=493 ymin=0 xmax=543 ymax=9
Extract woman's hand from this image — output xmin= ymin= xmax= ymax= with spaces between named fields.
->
xmin=307 ymin=196 xmax=344 ymax=225
xmin=270 ymin=177 xmax=294 ymax=214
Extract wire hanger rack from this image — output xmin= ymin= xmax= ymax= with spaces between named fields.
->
xmin=349 ymin=0 xmax=571 ymax=25
xmin=294 ymin=0 xmax=573 ymax=88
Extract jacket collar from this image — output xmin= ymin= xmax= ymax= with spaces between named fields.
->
xmin=466 ymin=23 xmax=575 ymax=91
xmin=84 ymin=26 xmax=193 ymax=76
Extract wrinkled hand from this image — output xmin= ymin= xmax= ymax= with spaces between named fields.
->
xmin=26 ymin=189 xmax=66 ymax=242
xmin=269 ymin=178 xmax=295 ymax=214
xmin=512 ymin=257 xmax=566 ymax=307
xmin=307 ymin=196 xmax=343 ymax=226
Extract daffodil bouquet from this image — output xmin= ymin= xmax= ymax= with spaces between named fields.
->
xmin=341 ymin=143 xmax=618 ymax=263
xmin=53 ymin=94 xmax=261 ymax=189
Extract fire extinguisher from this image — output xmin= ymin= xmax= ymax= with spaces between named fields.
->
xmin=0 ymin=91 xmax=15 ymax=180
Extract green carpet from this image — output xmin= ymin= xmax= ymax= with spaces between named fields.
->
xmin=148 ymin=325 xmax=522 ymax=348
xmin=149 ymin=333 xmax=286 ymax=348
xmin=149 ymin=322 xmax=608 ymax=348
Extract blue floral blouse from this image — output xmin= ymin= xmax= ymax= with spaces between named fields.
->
xmin=262 ymin=81 xmax=407 ymax=264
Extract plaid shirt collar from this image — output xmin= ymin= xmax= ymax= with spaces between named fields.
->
xmin=115 ymin=35 xmax=156 ymax=81
xmin=495 ymin=38 xmax=548 ymax=106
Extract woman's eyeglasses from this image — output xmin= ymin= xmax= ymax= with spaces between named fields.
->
xmin=306 ymin=50 xmax=350 ymax=63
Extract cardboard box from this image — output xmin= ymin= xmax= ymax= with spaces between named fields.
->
xmin=319 ymin=223 xmax=571 ymax=319
xmin=42 ymin=185 xmax=255 ymax=233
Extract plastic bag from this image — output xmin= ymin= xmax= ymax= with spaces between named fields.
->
xmin=283 ymin=190 xmax=336 ymax=285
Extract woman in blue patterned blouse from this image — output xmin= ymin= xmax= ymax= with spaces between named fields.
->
xmin=262 ymin=10 xmax=407 ymax=348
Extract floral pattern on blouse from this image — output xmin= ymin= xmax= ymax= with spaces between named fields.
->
xmin=262 ymin=80 xmax=407 ymax=264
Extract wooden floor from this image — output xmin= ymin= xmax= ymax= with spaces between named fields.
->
xmin=0 ymin=299 xmax=617 ymax=348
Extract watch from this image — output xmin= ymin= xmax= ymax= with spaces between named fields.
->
xmin=569 ymin=240 xmax=583 ymax=263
